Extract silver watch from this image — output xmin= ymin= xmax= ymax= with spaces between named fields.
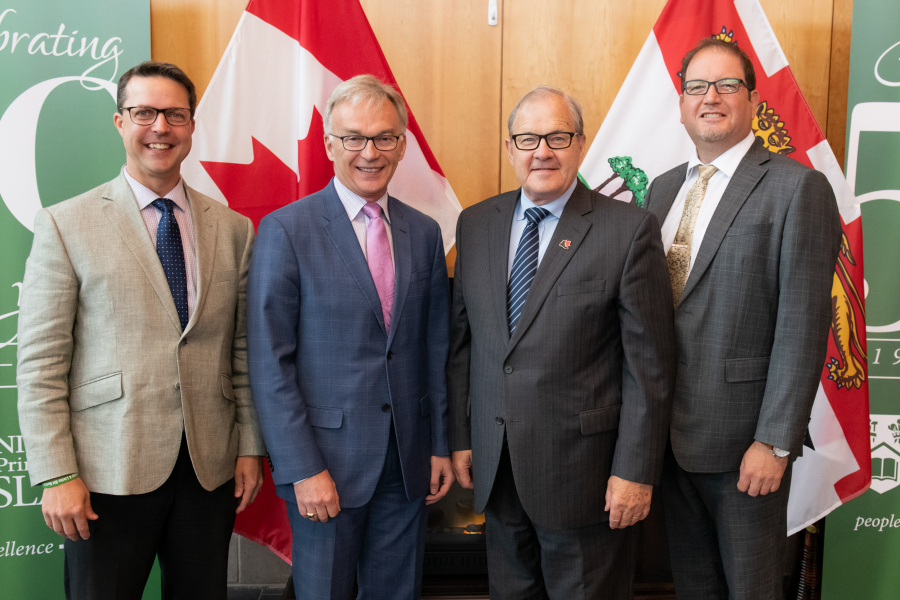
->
xmin=770 ymin=446 xmax=790 ymax=458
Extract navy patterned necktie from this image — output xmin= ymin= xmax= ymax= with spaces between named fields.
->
xmin=507 ymin=206 xmax=551 ymax=334
xmin=152 ymin=198 xmax=188 ymax=330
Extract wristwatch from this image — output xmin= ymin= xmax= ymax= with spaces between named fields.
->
xmin=765 ymin=443 xmax=790 ymax=458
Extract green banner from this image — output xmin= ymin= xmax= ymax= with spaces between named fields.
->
xmin=0 ymin=1 xmax=149 ymax=596
xmin=822 ymin=1 xmax=900 ymax=597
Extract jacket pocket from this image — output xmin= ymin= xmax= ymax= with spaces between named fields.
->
xmin=309 ymin=407 xmax=343 ymax=429
xmin=69 ymin=373 xmax=123 ymax=412
xmin=558 ymin=279 xmax=606 ymax=297
xmin=213 ymin=269 xmax=237 ymax=283
xmin=725 ymin=356 xmax=770 ymax=382
xmin=580 ymin=404 xmax=621 ymax=435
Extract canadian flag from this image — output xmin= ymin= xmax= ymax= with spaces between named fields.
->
xmin=180 ymin=0 xmax=462 ymax=561
xmin=580 ymin=0 xmax=870 ymax=535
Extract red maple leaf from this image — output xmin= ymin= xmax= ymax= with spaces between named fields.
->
xmin=201 ymin=105 xmax=333 ymax=228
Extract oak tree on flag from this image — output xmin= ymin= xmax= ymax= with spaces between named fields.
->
xmin=580 ymin=0 xmax=870 ymax=535
xmin=180 ymin=0 xmax=462 ymax=561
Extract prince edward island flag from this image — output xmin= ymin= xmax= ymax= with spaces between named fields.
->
xmin=579 ymin=0 xmax=870 ymax=535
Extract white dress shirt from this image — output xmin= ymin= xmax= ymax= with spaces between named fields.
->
xmin=659 ymin=133 xmax=757 ymax=272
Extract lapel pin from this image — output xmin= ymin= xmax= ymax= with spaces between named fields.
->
xmin=559 ymin=239 xmax=572 ymax=250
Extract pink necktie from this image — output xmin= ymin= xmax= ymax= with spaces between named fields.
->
xmin=361 ymin=202 xmax=394 ymax=332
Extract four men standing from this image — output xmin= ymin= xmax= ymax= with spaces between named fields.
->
xmin=16 ymin=40 xmax=840 ymax=599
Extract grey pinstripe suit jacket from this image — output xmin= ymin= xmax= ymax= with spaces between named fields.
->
xmin=644 ymin=137 xmax=842 ymax=473
xmin=448 ymin=181 xmax=677 ymax=529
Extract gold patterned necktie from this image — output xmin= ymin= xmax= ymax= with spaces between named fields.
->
xmin=667 ymin=164 xmax=718 ymax=307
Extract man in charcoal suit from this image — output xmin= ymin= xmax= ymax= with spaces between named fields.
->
xmin=448 ymin=85 xmax=676 ymax=599
xmin=644 ymin=38 xmax=842 ymax=599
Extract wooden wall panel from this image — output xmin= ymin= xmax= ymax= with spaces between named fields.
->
xmin=826 ymin=0 xmax=853 ymax=168
xmin=150 ymin=0 xmax=246 ymax=99
xmin=360 ymin=0 xmax=503 ymax=212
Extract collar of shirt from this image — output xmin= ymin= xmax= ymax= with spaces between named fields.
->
xmin=684 ymin=131 xmax=756 ymax=183
xmin=508 ymin=180 xmax=577 ymax=278
xmin=333 ymin=177 xmax=391 ymax=225
xmin=122 ymin=165 xmax=188 ymax=212
xmin=516 ymin=179 xmax=577 ymax=223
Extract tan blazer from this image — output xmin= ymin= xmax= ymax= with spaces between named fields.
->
xmin=17 ymin=173 xmax=265 ymax=495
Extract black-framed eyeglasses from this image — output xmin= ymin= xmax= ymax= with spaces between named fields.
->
xmin=681 ymin=78 xmax=748 ymax=96
xmin=330 ymin=134 xmax=402 ymax=151
xmin=120 ymin=106 xmax=193 ymax=126
xmin=510 ymin=132 xmax=577 ymax=151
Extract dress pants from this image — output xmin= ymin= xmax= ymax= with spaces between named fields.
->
xmin=483 ymin=442 xmax=636 ymax=600
xmin=661 ymin=446 xmax=792 ymax=600
xmin=63 ymin=434 xmax=238 ymax=600
xmin=287 ymin=426 xmax=428 ymax=600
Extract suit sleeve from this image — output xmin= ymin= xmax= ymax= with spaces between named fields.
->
xmin=611 ymin=211 xmax=677 ymax=485
xmin=232 ymin=216 xmax=266 ymax=456
xmin=247 ymin=215 xmax=326 ymax=486
xmin=755 ymin=169 xmax=842 ymax=454
xmin=447 ymin=215 xmax=472 ymax=453
xmin=427 ymin=223 xmax=451 ymax=457
xmin=16 ymin=209 xmax=80 ymax=486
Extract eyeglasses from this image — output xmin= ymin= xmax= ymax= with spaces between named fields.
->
xmin=510 ymin=132 xmax=577 ymax=151
xmin=120 ymin=106 xmax=193 ymax=126
xmin=330 ymin=134 xmax=402 ymax=151
xmin=681 ymin=78 xmax=748 ymax=96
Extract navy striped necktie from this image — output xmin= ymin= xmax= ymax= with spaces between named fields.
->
xmin=152 ymin=198 xmax=188 ymax=330
xmin=507 ymin=206 xmax=551 ymax=334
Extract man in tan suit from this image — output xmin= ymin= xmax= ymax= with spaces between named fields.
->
xmin=16 ymin=61 xmax=266 ymax=599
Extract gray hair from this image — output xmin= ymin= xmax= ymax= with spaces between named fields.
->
xmin=323 ymin=75 xmax=408 ymax=134
xmin=507 ymin=85 xmax=584 ymax=137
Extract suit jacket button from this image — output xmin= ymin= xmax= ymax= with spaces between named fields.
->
xmin=387 ymin=351 xmax=393 ymax=360
xmin=381 ymin=404 xmax=390 ymax=412
xmin=504 ymin=365 xmax=513 ymax=374
xmin=175 ymin=382 xmax=181 ymax=390
xmin=495 ymin=417 xmax=504 ymax=425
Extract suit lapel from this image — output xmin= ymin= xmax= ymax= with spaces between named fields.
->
xmin=322 ymin=184 xmax=388 ymax=335
xmin=101 ymin=174 xmax=183 ymax=334
xmin=386 ymin=197 xmax=410 ymax=346
xmin=680 ymin=139 xmax=769 ymax=304
xmin=186 ymin=187 xmax=217 ymax=335
xmin=507 ymin=183 xmax=592 ymax=353
xmin=647 ymin=165 xmax=686 ymax=225
xmin=490 ymin=192 xmax=517 ymax=343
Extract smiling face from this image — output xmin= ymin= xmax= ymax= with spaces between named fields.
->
xmin=506 ymin=94 xmax=586 ymax=206
xmin=679 ymin=47 xmax=759 ymax=163
xmin=324 ymin=98 xmax=407 ymax=202
xmin=114 ymin=76 xmax=194 ymax=196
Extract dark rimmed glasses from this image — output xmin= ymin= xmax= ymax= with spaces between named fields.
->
xmin=120 ymin=106 xmax=193 ymax=126
xmin=510 ymin=132 xmax=577 ymax=151
xmin=681 ymin=78 xmax=748 ymax=96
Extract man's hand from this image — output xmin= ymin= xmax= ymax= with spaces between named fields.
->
xmin=294 ymin=469 xmax=340 ymax=523
xmin=426 ymin=456 xmax=455 ymax=505
xmin=452 ymin=450 xmax=473 ymax=489
xmin=234 ymin=455 xmax=265 ymax=514
xmin=605 ymin=475 xmax=652 ymax=530
xmin=42 ymin=478 xmax=98 ymax=541
xmin=737 ymin=440 xmax=788 ymax=496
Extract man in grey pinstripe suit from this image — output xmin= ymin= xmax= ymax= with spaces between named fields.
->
xmin=448 ymin=86 xmax=677 ymax=599
xmin=644 ymin=39 xmax=842 ymax=599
